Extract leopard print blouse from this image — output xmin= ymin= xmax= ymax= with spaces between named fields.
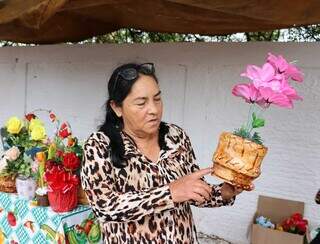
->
xmin=81 ymin=123 xmax=234 ymax=243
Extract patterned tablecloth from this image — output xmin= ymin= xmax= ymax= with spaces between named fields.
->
xmin=0 ymin=192 xmax=102 ymax=244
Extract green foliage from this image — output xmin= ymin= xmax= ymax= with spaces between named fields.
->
xmin=233 ymin=126 xmax=251 ymax=139
xmin=0 ymin=154 xmax=36 ymax=179
xmin=3 ymin=24 xmax=320 ymax=46
xmin=233 ymin=127 xmax=264 ymax=145
xmin=252 ymin=112 xmax=265 ymax=129
xmin=252 ymin=132 xmax=263 ymax=145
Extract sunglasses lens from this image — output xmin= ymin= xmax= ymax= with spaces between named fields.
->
xmin=120 ymin=68 xmax=137 ymax=80
xmin=139 ymin=63 xmax=154 ymax=74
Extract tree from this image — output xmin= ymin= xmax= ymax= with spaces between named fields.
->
xmin=1 ymin=24 xmax=320 ymax=46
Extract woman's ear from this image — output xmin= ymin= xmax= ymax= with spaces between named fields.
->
xmin=110 ymin=100 xmax=122 ymax=118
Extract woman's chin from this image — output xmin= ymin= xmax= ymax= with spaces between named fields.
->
xmin=145 ymin=122 xmax=160 ymax=133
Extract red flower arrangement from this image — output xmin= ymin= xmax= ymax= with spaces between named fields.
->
xmin=45 ymin=165 xmax=79 ymax=212
xmin=257 ymin=212 xmax=308 ymax=236
xmin=279 ymin=213 xmax=308 ymax=235
xmin=32 ymin=111 xmax=84 ymax=212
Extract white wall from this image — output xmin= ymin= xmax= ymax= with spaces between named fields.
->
xmin=0 ymin=43 xmax=319 ymax=244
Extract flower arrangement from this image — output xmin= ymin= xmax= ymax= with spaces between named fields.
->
xmin=232 ymin=52 xmax=304 ymax=144
xmin=0 ymin=109 xmax=84 ymax=211
xmin=256 ymin=213 xmax=308 ymax=235
xmin=211 ymin=53 xmax=304 ymax=189
xmin=0 ymin=113 xmax=48 ymax=181
xmin=42 ymin=118 xmax=83 ymax=212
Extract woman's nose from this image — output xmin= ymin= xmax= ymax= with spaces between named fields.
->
xmin=148 ymin=101 xmax=158 ymax=114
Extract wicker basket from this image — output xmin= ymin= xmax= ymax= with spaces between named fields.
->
xmin=0 ymin=176 xmax=16 ymax=193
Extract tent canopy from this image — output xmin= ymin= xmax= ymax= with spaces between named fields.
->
xmin=1 ymin=0 xmax=320 ymax=44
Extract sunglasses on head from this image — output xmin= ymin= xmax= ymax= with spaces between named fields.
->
xmin=112 ymin=63 xmax=155 ymax=94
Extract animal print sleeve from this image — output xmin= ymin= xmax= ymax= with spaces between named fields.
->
xmin=182 ymin=130 xmax=235 ymax=208
xmin=81 ymin=133 xmax=175 ymax=223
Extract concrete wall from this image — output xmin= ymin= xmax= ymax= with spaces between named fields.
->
xmin=0 ymin=43 xmax=319 ymax=244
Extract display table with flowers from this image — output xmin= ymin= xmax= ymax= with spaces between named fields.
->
xmin=0 ymin=110 xmax=100 ymax=243
xmin=0 ymin=192 xmax=101 ymax=244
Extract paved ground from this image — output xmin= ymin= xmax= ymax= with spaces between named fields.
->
xmin=197 ymin=232 xmax=232 ymax=244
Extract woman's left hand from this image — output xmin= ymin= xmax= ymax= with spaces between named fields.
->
xmin=221 ymin=182 xmax=254 ymax=200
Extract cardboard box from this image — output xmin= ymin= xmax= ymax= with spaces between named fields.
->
xmin=251 ymin=195 xmax=307 ymax=244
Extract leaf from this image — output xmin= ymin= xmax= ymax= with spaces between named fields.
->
xmin=252 ymin=113 xmax=265 ymax=128
xmin=48 ymin=144 xmax=56 ymax=160
xmin=252 ymin=112 xmax=257 ymax=121
xmin=251 ymin=132 xmax=263 ymax=145
xmin=233 ymin=126 xmax=251 ymax=140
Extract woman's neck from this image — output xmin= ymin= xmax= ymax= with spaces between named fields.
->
xmin=123 ymin=128 xmax=158 ymax=145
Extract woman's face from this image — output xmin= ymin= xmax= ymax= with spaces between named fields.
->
xmin=116 ymin=74 xmax=163 ymax=137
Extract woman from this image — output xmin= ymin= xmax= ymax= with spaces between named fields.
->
xmin=81 ymin=63 xmax=245 ymax=243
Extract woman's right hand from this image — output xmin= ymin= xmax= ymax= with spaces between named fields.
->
xmin=168 ymin=167 xmax=212 ymax=204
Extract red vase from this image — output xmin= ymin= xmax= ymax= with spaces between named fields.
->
xmin=48 ymin=188 xmax=78 ymax=212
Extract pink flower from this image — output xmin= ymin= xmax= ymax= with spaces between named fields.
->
xmin=5 ymin=147 xmax=21 ymax=161
xmin=267 ymin=53 xmax=304 ymax=82
xmin=259 ymin=87 xmax=293 ymax=108
xmin=280 ymin=82 xmax=303 ymax=101
xmin=241 ymin=63 xmax=282 ymax=89
xmin=232 ymin=83 xmax=264 ymax=104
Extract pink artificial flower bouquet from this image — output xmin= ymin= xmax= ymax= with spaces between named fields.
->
xmin=211 ymin=53 xmax=303 ymax=189
xmin=231 ymin=53 xmax=303 ymax=144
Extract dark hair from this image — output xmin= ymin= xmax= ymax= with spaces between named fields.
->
xmin=99 ymin=63 xmax=169 ymax=168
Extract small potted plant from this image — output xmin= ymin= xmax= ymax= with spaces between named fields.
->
xmin=43 ymin=120 xmax=83 ymax=212
xmin=212 ymin=53 xmax=304 ymax=189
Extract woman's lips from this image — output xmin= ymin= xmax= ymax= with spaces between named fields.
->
xmin=148 ymin=119 xmax=158 ymax=124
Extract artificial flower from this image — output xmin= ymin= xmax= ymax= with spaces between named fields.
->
xmin=267 ymin=53 xmax=304 ymax=82
xmin=62 ymin=152 xmax=80 ymax=171
xmin=25 ymin=113 xmax=36 ymax=121
xmin=59 ymin=122 xmax=71 ymax=139
xmin=49 ymin=111 xmax=57 ymax=122
xmin=6 ymin=117 xmax=23 ymax=134
xmin=5 ymin=146 xmax=21 ymax=161
xmin=232 ymin=83 xmax=263 ymax=104
xmin=29 ymin=118 xmax=44 ymax=132
xmin=67 ymin=137 xmax=76 ymax=147
xmin=44 ymin=165 xmax=79 ymax=193
xmin=232 ymin=53 xmax=303 ymax=144
xmin=30 ymin=125 xmax=46 ymax=141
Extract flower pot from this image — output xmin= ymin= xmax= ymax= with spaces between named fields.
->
xmin=48 ymin=187 xmax=78 ymax=212
xmin=15 ymin=176 xmax=37 ymax=200
xmin=0 ymin=176 xmax=16 ymax=193
xmin=36 ymin=193 xmax=49 ymax=206
xmin=212 ymin=132 xmax=268 ymax=190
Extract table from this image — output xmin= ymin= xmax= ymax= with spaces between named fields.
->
xmin=0 ymin=192 xmax=102 ymax=244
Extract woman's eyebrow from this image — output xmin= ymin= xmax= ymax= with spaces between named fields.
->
xmin=133 ymin=97 xmax=147 ymax=101
xmin=133 ymin=91 xmax=161 ymax=101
